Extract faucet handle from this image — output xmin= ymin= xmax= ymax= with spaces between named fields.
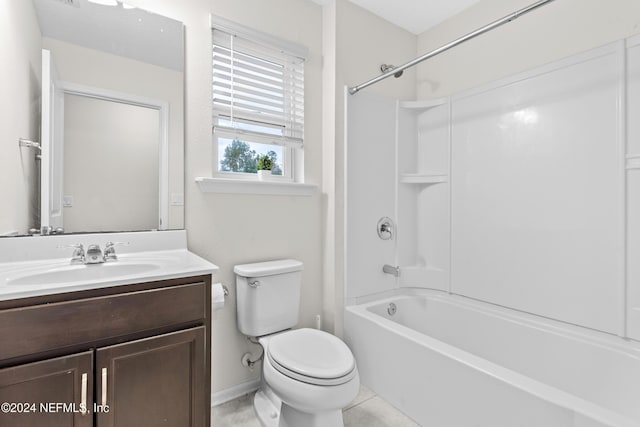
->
xmin=58 ymin=243 xmax=84 ymax=251
xmin=105 ymin=241 xmax=129 ymax=247
xmin=104 ymin=241 xmax=129 ymax=261
xmin=58 ymin=244 xmax=85 ymax=264
xmin=377 ymin=217 xmax=394 ymax=240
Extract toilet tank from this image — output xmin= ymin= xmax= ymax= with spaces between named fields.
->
xmin=234 ymin=259 xmax=304 ymax=337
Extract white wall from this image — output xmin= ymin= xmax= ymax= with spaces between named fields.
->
xmin=123 ymin=0 xmax=324 ymax=395
xmin=0 ymin=1 xmax=41 ymax=235
xmin=206 ymin=0 xmax=325 ymax=395
xmin=416 ymin=0 xmax=640 ymax=99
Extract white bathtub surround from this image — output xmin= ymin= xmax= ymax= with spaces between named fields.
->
xmin=346 ymin=35 xmax=640 ymax=340
xmin=345 ymin=290 xmax=640 ymax=427
xmin=345 ymin=31 xmax=640 ymax=427
xmin=449 ymin=42 xmax=623 ymax=335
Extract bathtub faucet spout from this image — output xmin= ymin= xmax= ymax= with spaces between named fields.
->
xmin=383 ymin=264 xmax=400 ymax=277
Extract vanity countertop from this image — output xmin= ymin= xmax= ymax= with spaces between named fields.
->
xmin=0 ymin=230 xmax=218 ymax=301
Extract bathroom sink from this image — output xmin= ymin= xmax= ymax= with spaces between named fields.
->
xmin=0 ymin=231 xmax=219 ymax=301
xmin=6 ymin=261 xmax=161 ymax=286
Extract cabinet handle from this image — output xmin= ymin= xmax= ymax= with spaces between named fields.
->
xmin=101 ymin=367 xmax=108 ymax=406
xmin=80 ymin=373 xmax=88 ymax=415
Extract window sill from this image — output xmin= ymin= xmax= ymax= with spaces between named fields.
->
xmin=195 ymin=177 xmax=317 ymax=196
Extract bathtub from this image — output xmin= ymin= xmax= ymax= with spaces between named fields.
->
xmin=344 ymin=290 xmax=640 ymax=427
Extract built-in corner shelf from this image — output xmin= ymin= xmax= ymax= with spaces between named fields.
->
xmin=627 ymin=154 xmax=640 ymax=170
xmin=399 ymin=265 xmax=447 ymax=291
xmin=400 ymin=173 xmax=448 ymax=185
xmin=400 ymin=98 xmax=448 ymax=111
xmin=195 ymin=177 xmax=317 ymax=196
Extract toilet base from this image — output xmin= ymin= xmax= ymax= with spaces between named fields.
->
xmin=279 ymin=403 xmax=343 ymax=427
xmin=253 ymin=385 xmax=345 ymax=427
xmin=254 ymin=388 xmax=280 ymax=427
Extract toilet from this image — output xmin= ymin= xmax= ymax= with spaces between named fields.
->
xmin=234 ymin=259 xmax=360 ymax=427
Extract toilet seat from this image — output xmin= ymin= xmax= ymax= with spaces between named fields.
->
xmin=266 ymin=328 xmax=356 ymax=386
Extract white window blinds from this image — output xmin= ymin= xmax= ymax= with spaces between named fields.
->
xmin=212 ymin=27 xmax=305 ymax=147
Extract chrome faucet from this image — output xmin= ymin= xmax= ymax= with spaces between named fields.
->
xmin=104 ymin=242 xmax=128 ymax=261
xmin=383 ymin=264 xmax=401 ymax=277
xmin=58 ymin=244 xmax=85 ymax=264
xmin=377 ymin=217 xmax=394 ymax=240
xmin=85 ymin=244 xmax=104 ymax=264
xmin=60 ymin=242 xmax=128 ymax=264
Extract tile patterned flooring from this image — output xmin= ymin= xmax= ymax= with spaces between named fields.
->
xmin=211 ymin=385 xmax=420 ymax=426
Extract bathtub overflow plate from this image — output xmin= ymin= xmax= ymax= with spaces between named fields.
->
xmin=387 ymin=303 xmax=397 ymax=316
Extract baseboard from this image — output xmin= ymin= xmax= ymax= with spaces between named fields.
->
xmin=211 ymin=379 xmax=261 ymax=407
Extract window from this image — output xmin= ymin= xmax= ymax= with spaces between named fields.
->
xmin=212 ymin=17 xmax=306 ymax=181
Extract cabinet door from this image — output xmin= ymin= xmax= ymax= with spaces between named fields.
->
xmin=96 ymin=326 xmax=206 ymax=427
xmin=0 ymin=351 xmax=93 ymax=427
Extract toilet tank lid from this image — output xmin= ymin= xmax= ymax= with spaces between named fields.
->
xmin=234 ymin=259 xmax=303 ymax=277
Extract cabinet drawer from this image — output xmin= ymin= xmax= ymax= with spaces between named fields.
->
xmin=0 ymin=282 xmax=206 ymax=361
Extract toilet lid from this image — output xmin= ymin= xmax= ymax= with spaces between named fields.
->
xmin=267 ymin=328 xmax=356 ymax=386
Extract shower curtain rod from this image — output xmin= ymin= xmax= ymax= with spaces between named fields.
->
xmin=348 ymin=0 xmax=557 ymax=95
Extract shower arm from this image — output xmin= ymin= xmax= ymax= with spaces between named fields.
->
xmin=348 ymin=0 xmax=557 ymax=95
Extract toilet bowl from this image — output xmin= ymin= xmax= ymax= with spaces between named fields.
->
xmin=250 ymin=328 xmax=360 ymax=427
xmin=234 ymin=260 xmax=360 ymax=427
xmin=260 ymin=329 xmax=359 ymax=426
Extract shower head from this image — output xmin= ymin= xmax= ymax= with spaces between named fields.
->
xmin=380 ymin=64 xmax=403 ymax=78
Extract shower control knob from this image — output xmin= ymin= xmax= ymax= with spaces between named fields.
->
xmin=377 ymin=217 xmax=394 ymax=240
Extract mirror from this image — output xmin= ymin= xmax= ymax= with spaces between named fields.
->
xmin=2 ymin=0 xmax=184 ymax=237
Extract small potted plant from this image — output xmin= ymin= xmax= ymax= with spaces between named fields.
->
xmin=256 ymin=153 xmax=274 ymax=180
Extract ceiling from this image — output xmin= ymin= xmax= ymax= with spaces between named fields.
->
xmin=313 ymin=0 xmax=481 ymax=35
xmin=33 ymin=0 xmax=184 ymax=71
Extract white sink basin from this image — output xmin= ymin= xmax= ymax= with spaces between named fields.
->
xmin=6 ymin=261 xmax=161 ymax=286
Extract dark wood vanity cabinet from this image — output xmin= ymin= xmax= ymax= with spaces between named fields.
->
xmin=96 ymin=327 xmax=205 ymax=427
xmin=0 ymin=351 xmax=94 ymax=427
xmin=0 ymin=276 xmax=211 ymax=427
